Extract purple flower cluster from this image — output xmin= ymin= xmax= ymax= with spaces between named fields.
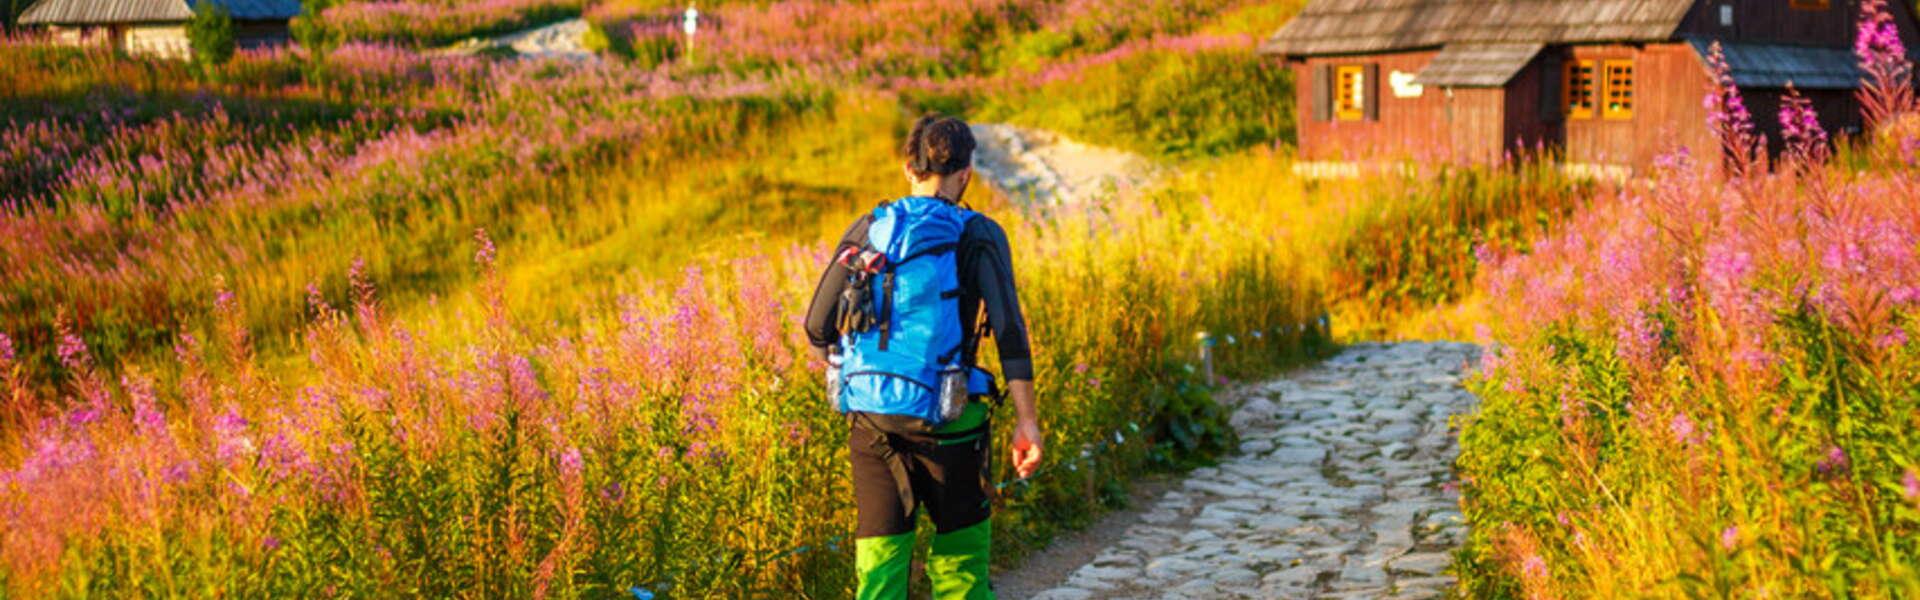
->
xmin=1778 ymin=85 xmax=1829 ymax=167
xmin=1702 ymin=42 xmax=1764 ymax=177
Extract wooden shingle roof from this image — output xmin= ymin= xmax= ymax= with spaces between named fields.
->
xmin=1259 ymin=0 xmax=1698 ymax=58
xmin=18 ymin=0 xmax=300 ymax=24
xmin=1416 ymin=42 xmax=1546 ymax=87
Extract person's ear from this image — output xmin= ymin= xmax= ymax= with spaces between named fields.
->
xmin=902 ymin=163 xmax=920 ymax=184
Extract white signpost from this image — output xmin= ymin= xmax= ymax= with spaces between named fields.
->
xmin=683 ymin=4 xmax=699 ymax=63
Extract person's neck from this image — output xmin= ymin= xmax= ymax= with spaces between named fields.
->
xmin=910 ymin=184 xmax=955 ymax=203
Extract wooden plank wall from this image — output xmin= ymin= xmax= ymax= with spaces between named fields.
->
xmin=1502 ymin=52 xmax=1563 ymax=158
xmin=1293 ymin=50 xmax=1456 ymax=162
xmin=1561 ymin=43 xmax=1716 ymax=169
xmin=1679 ymin=0 xmax=1854 ymax=46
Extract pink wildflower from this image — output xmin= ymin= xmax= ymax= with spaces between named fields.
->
xmin=1904 ymin=469 xmax=1919 ymax=500
xmin=1669 ymin=412 xmax=1696 ymax=445
xmin=558 ymin=446 xmax=584 ymax=479
xmin=1704 ymin=42 xmax=1765 ymax=177
xmin=1779 ymin=84 xmax=1830 ymax=166
xmin=1720 ymin=525 xmax=1739 ymax=550
xmin=1817 ymin=445 xmax=1849 ymax=475
xmin=474 ymin=228 xmax=498 ymax=268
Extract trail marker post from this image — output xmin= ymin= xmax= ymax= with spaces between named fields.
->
xmin=1196 ymin=331 xmax=1215 ymax=385
xmin=682 ymin=3 xmax=698 ymax=64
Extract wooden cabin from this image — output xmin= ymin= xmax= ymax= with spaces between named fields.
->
xmin=1260 ymin=0 xmax=1920 ymax=175
xmin=18 ymin=0 xmax=300 ymax=60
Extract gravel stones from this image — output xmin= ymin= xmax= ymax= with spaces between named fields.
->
xmin=1023 ymin=343 xmax=1478 ymax=600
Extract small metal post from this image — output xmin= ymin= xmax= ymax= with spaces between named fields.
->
xmin=1196 ymin=331 xmax=1214 ymax=385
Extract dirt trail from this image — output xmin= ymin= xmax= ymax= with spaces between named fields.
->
xmin=969 ymin=124 xmax=1159 ymax=206
xmin=971 ymin=126 xmax=1479 ymax=599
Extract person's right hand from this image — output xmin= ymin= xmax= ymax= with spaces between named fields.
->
xmin=1011 ymin=417 xmax=1043 ymax=479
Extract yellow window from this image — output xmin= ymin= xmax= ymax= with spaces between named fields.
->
xmin=1565 ymin=59 xmax=1596 ymax=119
xmin=1602 ymin=60 xmax=1634 ymax=120
xmin=1335 ymin=65 xmax=1365 ymax=121
xmin=1790 ymin=0 xmax=1830 ymax=10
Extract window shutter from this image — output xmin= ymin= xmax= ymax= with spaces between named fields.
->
xmin=1363 ymin=63 xmax=1381 ymax=121
xmin=1312 ymin=64 xmax=1333 ymax=122
xmin=1539 ymin=52 xmax=1563 ymax=123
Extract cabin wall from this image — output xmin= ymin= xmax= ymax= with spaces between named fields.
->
xmin=1679 ymin=0 xmax=1855 ymax=46
xmin=1292 ymin=50 xmax=1455 ymax=162
xmin=235 ymin=20 xmax=291 ymax=50
xmin=1561 ymin=43 xmax=1716 ymax=171
xmin=1502 ymin=52 xmax=1562 ymax=158
xmin=1443 ymin=87 xmax=1506 ymax=163
xmin=124 ymin=24 xmax=189 ymax=59
xmin=1680 ymin=0 xmax=1920 ymax=52
xmin=46 ymin=24 xmax=117 ymax=47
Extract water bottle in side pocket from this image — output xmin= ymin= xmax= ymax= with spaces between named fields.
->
xmin=826 ymin=347 xmax=845 ymax=411
xmin=937 ymin=365 xmax=968 ymax=422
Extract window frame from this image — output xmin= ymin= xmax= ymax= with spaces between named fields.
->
xmin=1564 ymin=59 xmax=1597 ymax=120
xmin=1334 ymin=64 xmax=1366 ymax=122
xmin=1601 ymin=59 xmax=1635 ymax=121
xmin=1789 ymin=0 xmax=1830 ymax=10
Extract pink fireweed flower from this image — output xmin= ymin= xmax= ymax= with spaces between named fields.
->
xmin=213 ymin=407 xmax=254 ymax=467
xmin=474 ymin=228 xmax=498 ymax=268
xmin=558 ymin=446 xmax=584 ymax=479
xmin=1669 ymin=412 xmax=1696 ymax=445
xmin=1519 ymin=553 xmax=1549 ymax=582
xmin=1778 ymin=84 xmax=1830 ymax=166
xmin=54 ymin=321 xmax=92 ymax=374
xmin=1720 ymin=525 xmax=1739 ymax=550
xmin=1817 ymin=445 xmax=1849 ymax=475
xmin=1704 ymin=42 xmax=1764 ymax=177
xmin=1856 ymin=0 xmax=1917 ymax=126
xmin=0 ymin=331 xmax=14 ymax=368
xmin=1904 ymin=469 xmax=1919 ymax=500
xmin=1856 ymin=0 xmax=1908 ymax=67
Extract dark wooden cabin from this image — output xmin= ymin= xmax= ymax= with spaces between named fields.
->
xmin=18 ymin=0 xmax=300 ymax=59
xmin=1260 ymin=0 xmax=1920 ymax=175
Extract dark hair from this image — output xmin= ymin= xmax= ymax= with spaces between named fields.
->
xmin=901 ymin=114 xmax=976 ymax=179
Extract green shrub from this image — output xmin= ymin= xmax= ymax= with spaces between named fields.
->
xmin=187 ymin=1 xmax=236 ymax=73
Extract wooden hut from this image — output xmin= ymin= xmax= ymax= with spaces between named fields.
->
xmin=18 ymin=0 xmax=300 ymax=60
xmin=1260 ymin=0 xmax=1920 ymax=174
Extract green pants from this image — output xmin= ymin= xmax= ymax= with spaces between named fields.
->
xmin=855 ymin=520 xmax=993 ymax=600
xmin=848 ymin=407 xmax=994 ymax=599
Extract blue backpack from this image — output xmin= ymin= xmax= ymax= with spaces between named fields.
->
xmin=833 ymin=196 xmax=995 ymax=425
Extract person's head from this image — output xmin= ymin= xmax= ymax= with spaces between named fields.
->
xmin=901 ymin=114 xmax=975 ymax=202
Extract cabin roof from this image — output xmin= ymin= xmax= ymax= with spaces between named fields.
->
xmin=1416 ymin=42 xmax=1545 ymax=86
xmin=18 ymin=0 xmax=301 ymax=24
xmin=1694 ymin=40 xmax=1865 ymax=90
xmin=1259 ymin=0 xmax=1697 ymax=58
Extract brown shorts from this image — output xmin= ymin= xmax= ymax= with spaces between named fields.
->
xmin=848 ymin=413 xmax=993 ymax=538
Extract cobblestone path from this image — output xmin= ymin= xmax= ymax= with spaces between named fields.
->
xmin=1028 ymin=342 xmax=1480 ymax=599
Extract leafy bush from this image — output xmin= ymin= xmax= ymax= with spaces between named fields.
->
xmin=186 ymin=1 xmax=236 ymax=72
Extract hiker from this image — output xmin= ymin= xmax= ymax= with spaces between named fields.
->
xmin=804 ymin=114 xmax=1043 ymax=600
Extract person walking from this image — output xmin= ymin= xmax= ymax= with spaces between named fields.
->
xmin=804 ymin=114 xmax=1043 ymax=600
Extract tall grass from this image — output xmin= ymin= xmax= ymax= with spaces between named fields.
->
xmin=0 ymin=158 xmax=1326 ymax=597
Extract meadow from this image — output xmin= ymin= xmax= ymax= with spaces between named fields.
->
xmin=4 ymin=0 xmax=1917 ymax=597
xmin=0 ymin=0 xmax=1342 ymax=595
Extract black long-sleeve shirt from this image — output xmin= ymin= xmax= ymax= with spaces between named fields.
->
xmin=804 ymin=209 xmax=1034 ymax=381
